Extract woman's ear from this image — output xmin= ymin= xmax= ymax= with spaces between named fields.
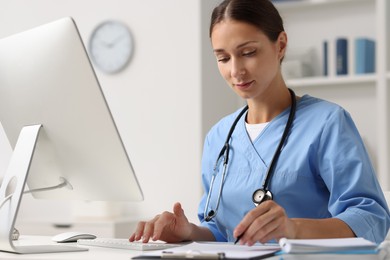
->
xmin=277 ymin=31 xmax=288 ymax=62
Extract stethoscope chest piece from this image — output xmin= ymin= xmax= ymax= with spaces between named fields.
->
xmin=252 ymin=189 xmax=273 ymax=207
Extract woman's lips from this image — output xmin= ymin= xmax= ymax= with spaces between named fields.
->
xmin=234 ymin=80 xmax=254 ymax=90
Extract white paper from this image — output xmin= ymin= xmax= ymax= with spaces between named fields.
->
xmin=137 ymin=241 xmax=280 ymax=259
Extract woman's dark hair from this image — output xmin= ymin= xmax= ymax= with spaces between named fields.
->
xmin=210 ymin=0 xmax=284 ymax=42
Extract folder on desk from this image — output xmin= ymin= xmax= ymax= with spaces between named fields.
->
xmin=279 ymin=237 xmax=378 ymax=254
xmin=132 ymin=241 xmax=280 ymax=259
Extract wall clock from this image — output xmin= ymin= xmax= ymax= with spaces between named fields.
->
xmin=89 ymin=20 xmax=133 ymax=74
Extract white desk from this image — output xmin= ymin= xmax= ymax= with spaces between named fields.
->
xmin=16 ymin=217 xmax=139 ymax=238
xmin=0 ymin=236 xmax=140 ymax=260
xmin=0 ymin=236 xmax=384 ymax=260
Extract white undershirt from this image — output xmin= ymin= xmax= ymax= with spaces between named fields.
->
xmin=245 ymin=122 xmax=269 ymax=142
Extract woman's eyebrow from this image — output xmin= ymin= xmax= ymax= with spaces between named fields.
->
xmin=213 ymin=41 xmax=259 ymax=53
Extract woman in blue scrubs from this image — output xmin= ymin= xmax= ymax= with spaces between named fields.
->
xmin=130 ymin=0 xmax=390 ymax=245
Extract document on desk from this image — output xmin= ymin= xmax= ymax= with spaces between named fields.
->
xmin=132 ymin=241 xmax=280 ymax=259
xmin=279 ymin=237 xmax=378 ymax=254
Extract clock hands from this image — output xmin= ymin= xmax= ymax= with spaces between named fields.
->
xmin=98 ymin=34 xmax=126 ymax=49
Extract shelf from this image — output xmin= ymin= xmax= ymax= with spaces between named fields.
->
xmin=274 ymin=0 xmax=374 ymax=10
xmin=287 ymin=74 xmax=377 ymax=88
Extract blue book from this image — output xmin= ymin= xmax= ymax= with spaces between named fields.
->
xmin=355 ymin=38 xmax=375 ymax=74
xmin=336 ymin=38 xmax=348 ymax=75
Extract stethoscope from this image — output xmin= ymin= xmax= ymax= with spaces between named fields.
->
xmin=204 ymin=88 xmax=296 ymax=222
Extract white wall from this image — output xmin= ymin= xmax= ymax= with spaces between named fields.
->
xmin=200 ymin=0 xmax=241 ymax=138
xmin=0 ymin=0 xmax=240 ymax=227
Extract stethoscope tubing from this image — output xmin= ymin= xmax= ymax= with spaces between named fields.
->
xmin=261 ymin=89 xmax=296 ymax=191
xmin=204 ymin=88 xmax=296 ymax=222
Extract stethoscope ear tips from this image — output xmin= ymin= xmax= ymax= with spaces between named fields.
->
xmin=205 ymin=210 xmax=215 ymax=222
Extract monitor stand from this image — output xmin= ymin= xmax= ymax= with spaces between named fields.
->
xmin=0 ymin=125 xmax=87 ymax=254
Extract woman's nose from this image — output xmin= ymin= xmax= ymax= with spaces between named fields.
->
xmin=230 ymin=59 xmax=246 ymax=79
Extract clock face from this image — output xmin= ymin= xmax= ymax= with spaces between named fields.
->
xmin=89 ymin=20 xmax=133 ymax=74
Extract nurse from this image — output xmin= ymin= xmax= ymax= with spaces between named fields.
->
xmin=130 ymin=0 xmax=390 ymax=245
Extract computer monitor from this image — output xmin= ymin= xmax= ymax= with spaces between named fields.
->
xmin=0 ymin=17 xmax=143 ymax=254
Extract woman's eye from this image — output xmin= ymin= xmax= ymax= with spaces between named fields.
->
xmin=243 ymin=50 xmax=256 ymax=57
xmin=217 ymin=56 xmax=230 ymax=63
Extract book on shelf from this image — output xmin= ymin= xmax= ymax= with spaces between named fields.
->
xmin=355 ymin=37 xmax=375 ymax=74
xmin=323 ymin=40 xmax=328 ymax=76
xmin=336 ymin=38 xmax=348 ymax=75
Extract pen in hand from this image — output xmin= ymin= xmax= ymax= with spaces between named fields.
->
xmin=234 ymin=194 xmax=273 ymax=245
xmin=234 ymin=235 xmax=242 ymax=245
xmin=234 ymin=222 xmax=248 ymax=245
xmin=234 ymin=234 xmax=243 ymax=245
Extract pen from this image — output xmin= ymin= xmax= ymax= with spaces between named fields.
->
xmin=234 ymin=234 xmax=242 ymax=245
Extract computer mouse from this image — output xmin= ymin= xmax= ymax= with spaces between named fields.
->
xmin=52 ymin=231 xmax=97 ymax=243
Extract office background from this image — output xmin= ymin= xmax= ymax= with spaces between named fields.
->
xmin=0 ymin=0 xmax=239 ymax=228
xmin=0 ymin=0 xmax=389 ymax=237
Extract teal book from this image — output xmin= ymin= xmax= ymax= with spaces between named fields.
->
xmin=355 ymin=38 xmax=375 ymax=74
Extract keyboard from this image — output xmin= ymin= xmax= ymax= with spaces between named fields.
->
xmin=77 ymin=238 xmax=181 ymax=251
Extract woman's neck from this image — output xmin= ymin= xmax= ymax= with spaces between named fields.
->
xmin=246 ymin=87 xmax=292 ymax=124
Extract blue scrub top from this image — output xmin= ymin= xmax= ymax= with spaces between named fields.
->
xmin=198 ymin=95 xmax=390 ymax=244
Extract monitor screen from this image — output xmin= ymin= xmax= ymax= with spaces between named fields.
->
xmin=0 ymin=17 xmax=143 ymax=202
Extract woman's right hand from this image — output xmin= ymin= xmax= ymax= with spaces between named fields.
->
xmin=129 ymin=202 xmax=193 ymax=243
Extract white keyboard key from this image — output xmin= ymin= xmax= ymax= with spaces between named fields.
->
xmin=77 ymin=238 xmax=181 ymax=251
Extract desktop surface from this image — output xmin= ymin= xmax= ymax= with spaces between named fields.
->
xmin=0 ymin=236 xmax=383 ymax=260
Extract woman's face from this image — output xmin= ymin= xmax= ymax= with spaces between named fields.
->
xmin=211 ymin=19 xmax=286 ymax=101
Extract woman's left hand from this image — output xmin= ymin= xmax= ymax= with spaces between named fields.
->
xmin=233 ymin=200 xmax=296 ymax=245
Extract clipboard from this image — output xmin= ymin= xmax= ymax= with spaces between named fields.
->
xmin=131 ymin=241 xmax=280 ymax=260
